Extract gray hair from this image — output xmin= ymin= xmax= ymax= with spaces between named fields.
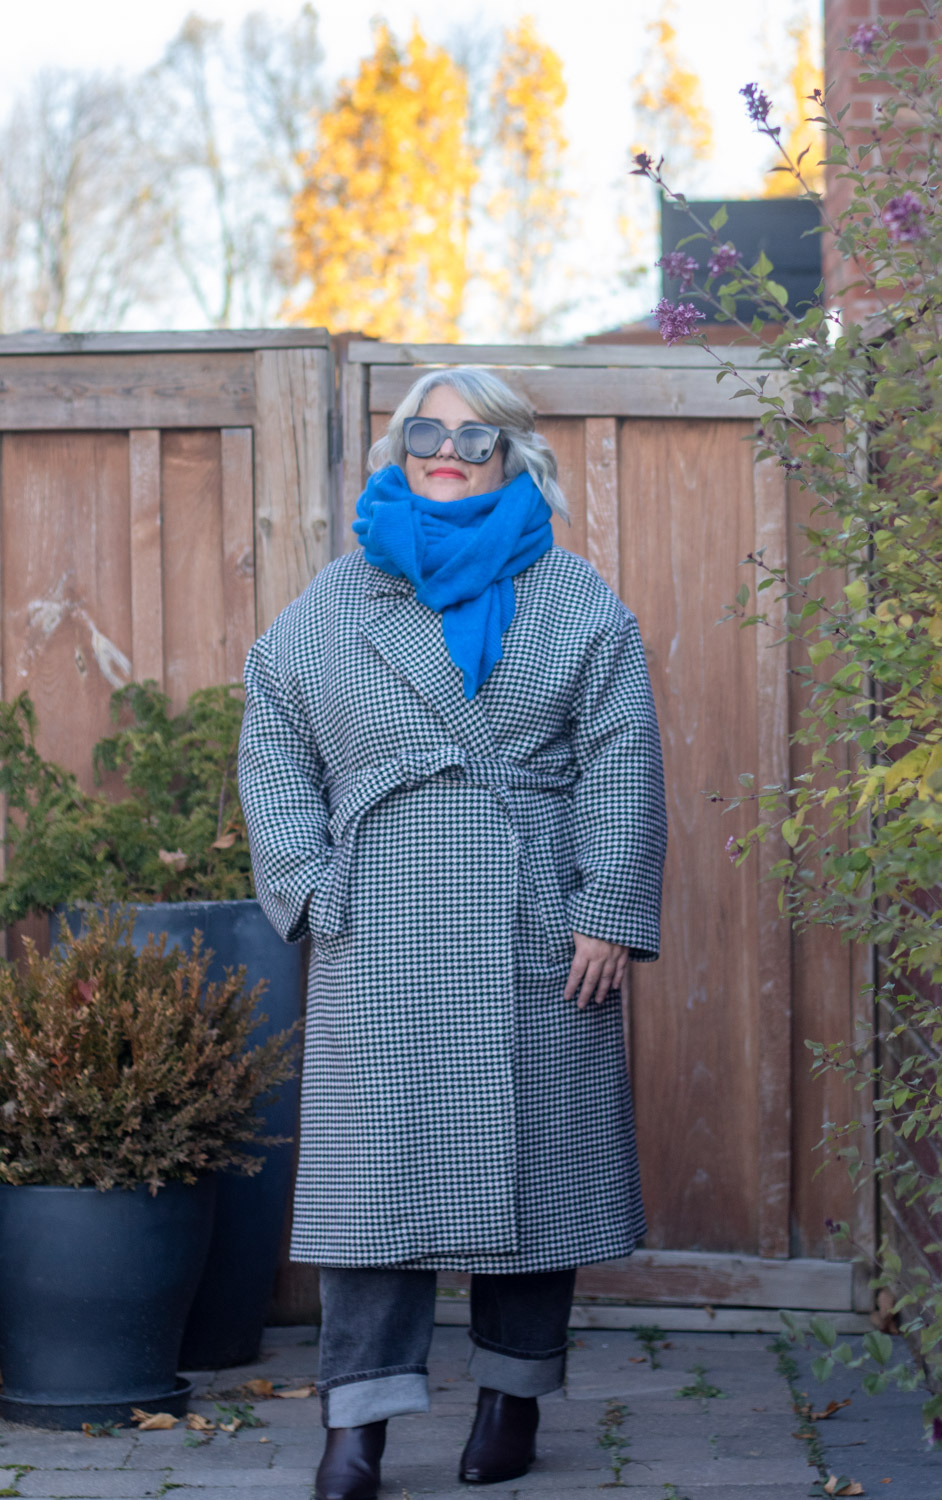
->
xmin=367 ymin=366 xmax=570 ymax=523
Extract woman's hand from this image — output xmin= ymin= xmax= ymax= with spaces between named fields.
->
xmin=564 ymin=932 xmax=629 ymax=1010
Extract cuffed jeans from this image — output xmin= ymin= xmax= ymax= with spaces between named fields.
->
xmin=317 ymin=1266 xmax=577 ymax=1427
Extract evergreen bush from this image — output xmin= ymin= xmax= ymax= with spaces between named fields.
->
xmin=0 ymin=680 xmax=252 ymax=922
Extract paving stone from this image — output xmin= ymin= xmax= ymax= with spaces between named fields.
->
xmin=17 ymin=1473 xmax=163 ymax=1498
xmin=159 ymin=1492 xmax=312 ymax=1500
xmin=161 ymin=1466 xmax=312 ymax=1487
xmin=0 ymin=1442 xmax=136 ymax=1470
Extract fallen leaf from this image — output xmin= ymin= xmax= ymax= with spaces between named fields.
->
xmin=185 ymin=1413 xmax=215 ymax=1432
xmin=811 ymin=1398 xmax=852 ymax=1421
xmin=275 ymin=1385 xmax=315 ymax=1399
xmin=131 ymin=1409 xmax=178 ymax=1430
xmin=158 ymin=848 xmax=187 ymax=870
xmin=218 ymin=1418 xmax=242 ymax=1433
xmin=824 ymin=1477 xmax=865 ymax=1496
xmin=259 ymin=1436 xmax=270 ymax=1442
xmin=211 ymin=833 xmax=237 ymax=850
xmin=242 ymin=1379 xmax=275 ymax=1398
xmin=752 ymin=1405 xmax=767 ymax=1412
xmin=628 ymin=1356 xmax=647 ymax=1363
xmin=793 ymin=1430 xmax=814 ymax=1440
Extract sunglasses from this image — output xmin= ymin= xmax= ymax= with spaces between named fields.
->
xmin=402 ymin=416 xmax=501 ymax=465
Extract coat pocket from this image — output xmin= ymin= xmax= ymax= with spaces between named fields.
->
xmin=520 ymin=833 xmax=575 ymax=975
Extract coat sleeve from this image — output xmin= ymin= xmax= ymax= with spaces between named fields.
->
xmin=566 ymin=612 xmax=667 ymax=961
xmin=238 ymin=627 xmax=332 ymax=944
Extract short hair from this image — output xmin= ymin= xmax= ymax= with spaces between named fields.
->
xmin=367 ymin=365 xmax=570 ymax=522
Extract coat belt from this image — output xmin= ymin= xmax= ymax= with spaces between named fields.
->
xmin=312 ymin=744 xmax=577 ymax=937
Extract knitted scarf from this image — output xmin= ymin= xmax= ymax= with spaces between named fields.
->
xmin=353 ymin=465 xmax=554 ymax=699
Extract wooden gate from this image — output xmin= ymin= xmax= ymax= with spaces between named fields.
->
xmin=0 ymin=332 xmax=873 ymax=1327
xmin=342 ymin=342 xmax=873 ymax=1325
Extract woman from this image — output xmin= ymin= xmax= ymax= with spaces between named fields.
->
xmin=238 ymin=367 xmax=667 ymax=1500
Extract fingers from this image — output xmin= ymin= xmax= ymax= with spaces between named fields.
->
xmin=565 ymin=934 xmax=627 ymax=1010
xmin=578 ymin=953 xmax=619 ymax=1009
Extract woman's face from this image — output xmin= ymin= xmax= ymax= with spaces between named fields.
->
xmin=403 ymin=387 xmax=506 ymax=502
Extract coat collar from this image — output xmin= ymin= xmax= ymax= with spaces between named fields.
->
xmin=358 ymin=563 xmax=497 ymax=755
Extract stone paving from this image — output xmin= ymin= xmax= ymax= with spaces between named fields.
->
xmin=0 ymin=1322 xmax=934 ymax=1499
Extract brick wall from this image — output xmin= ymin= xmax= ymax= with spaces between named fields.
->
xmin=823 ymin=0 xmax=940 ymax=320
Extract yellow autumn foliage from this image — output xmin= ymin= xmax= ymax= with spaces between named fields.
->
xmin=631 ymin=12 xmax=713 ymax=178
xmin=288 ymin=23 xmax=476 ymax=339
xmin=764 ymin=18 xmax=825 ymax=197
xmin=488 ymin=16 xmax=569 ymax=339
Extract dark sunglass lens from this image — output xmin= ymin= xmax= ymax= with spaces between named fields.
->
xmin=405 ymin=419 xmax=444 ymax=457
xmin=455 ymin=425 xmax=496 ymax=462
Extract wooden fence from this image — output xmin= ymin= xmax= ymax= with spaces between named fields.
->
xmin=0 ymin=332 xmax=872 ymax=1325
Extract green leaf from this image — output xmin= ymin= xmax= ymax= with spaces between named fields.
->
xmin=843 ymin=578 xmax=868 ymax=610
xmin=863 ymin=1330 xmax=894 ymax=1366
xmin=766 ymin=280 xmax=788 ymax=308
xmin=808 ymin=640 xmax=835 ymax=665
xmin=709 ymin=205 xmax=728 ymax=232
xmin=809 ymin=1316 xmax=838 ymax=1349
xmin=811 ymin=1355 xmax=834 ymax=1381
xmin=752 ymin=249 xmax=773 ymax=277
xmin=736 ymin=584 xmax=750 ymax=607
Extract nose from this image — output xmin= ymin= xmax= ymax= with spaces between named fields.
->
xmin=435 ymin=435 xmax=457 ymax=459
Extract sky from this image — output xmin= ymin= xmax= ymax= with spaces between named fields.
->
xmin=0 ymin=0 xmax=822 ymax=340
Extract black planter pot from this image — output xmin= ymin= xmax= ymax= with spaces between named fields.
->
xmin=53 ymin=899 xmax=303 ymax=1370
xmin=0 ymin=1178 xmax=215 ymax=1429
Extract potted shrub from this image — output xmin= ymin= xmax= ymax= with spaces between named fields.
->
xmin=0 ymin=683 xmax=305 ymax=1368
xmin=0 ymin=907 xmax=297 ymax=1429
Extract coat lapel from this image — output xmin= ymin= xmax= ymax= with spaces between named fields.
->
xmin=358 ymin=567 xmax=497 ymax=756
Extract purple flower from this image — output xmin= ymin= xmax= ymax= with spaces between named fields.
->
xmin=726 ymin=835 xmax=743 ymax=863
xmin=657 ymin=251 xmax=699 ymax=290
xmin=809 ymin=388 xmax=826 ymax=409
xmin=927 ymin=1417 xmax=942 ymax=1449
xmin=707 ymin=242 xmax=738 ymax=277
xmin=740 ymin=82 xmax=772 ymax=124
xmin=881 ymin=191 xmax=927 ymax=242
xmin=633 ymin=151 xmax=654 ymax=173
xmin=850 ymin=22 xmax=883 ymax=55
xmin=653 ymin=298 xmax=706 ymax=346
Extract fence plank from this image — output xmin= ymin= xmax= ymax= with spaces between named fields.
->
xmin=221 ymin=428 xmax=257 ymax=681
xmin=341 ymin=361 xmax=370 ymax=554
xmin=0 ymin=331 xmax=329 ymax=356
xmin=0 ymin=353 xmax=254 ymax=430
xmin=161 ymin=431 xmax=227 ymax=709
xmin=1 ymin=433 xmax=133 ymax=787
xmin=753 ymin=456 xmax=793 ymax=1259
xmin=349 ymin=342 xmax=768 ymax=369
xmin=129 ymin=431 xmax=164 ymax=689
xmin=370 ymin=365 xmax=762 ymax=419
xmin=254 ymin=349 xmax=332 ymax=631
xmin=620 ymin=417 xmax=761 ymax=1254
xmin=584 ymin=417 xmax=619 ymax=592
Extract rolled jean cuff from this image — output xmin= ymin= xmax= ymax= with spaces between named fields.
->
xmin=320 ymin=1369 xmax=430 ymax=1427
xmin=467 ymin=1336 xmax=566 ymax=1397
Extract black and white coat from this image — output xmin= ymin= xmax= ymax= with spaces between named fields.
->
xmin=238 ymin=544 xmax=667 ymax=1272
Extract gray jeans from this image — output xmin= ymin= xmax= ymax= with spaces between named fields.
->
xmin=317 ymin=1266 xmax=577 ymax=1427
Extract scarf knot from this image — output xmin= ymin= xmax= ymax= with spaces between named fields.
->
xmin=353 ymin=466 xmax=554 ymax=698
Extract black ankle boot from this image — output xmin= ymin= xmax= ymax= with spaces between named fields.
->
xmin=315 ymin=1419 xmax=387 ymax=1500
xmin=459 ymin=1387 xmax=539 ymax=1484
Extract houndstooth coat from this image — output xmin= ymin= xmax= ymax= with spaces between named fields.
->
xmin=238 ymin=543 xmax=667 ymax=1272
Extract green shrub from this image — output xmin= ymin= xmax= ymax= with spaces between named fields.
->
xmin=0 ymin=907 xmax=297 ymax=1191
xmin=636 ymin=5 xmax=942 ymax=1433
xmin=0 ymin=680 xmax=252 ymax=922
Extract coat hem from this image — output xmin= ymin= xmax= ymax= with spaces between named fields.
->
xmin=287 ymin=1236 xmax=645 ymax=1273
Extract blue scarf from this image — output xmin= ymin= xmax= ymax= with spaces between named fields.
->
xmin=353 ymin=465 xmax=554 ymax=699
